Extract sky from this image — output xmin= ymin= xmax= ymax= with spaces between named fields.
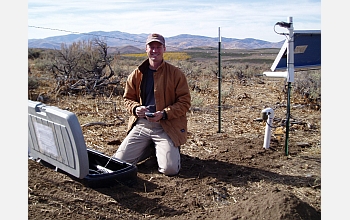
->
xmin=28 ymin=0 xmax=321 ymax=43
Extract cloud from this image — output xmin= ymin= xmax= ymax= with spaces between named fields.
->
xmin=28 ymin=0 xmax=321 ymax=42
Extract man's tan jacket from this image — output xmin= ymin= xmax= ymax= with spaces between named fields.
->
xmin=123 ymin=59 xmax=191 ymax=147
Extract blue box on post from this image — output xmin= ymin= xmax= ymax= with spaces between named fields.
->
xmin=28 ymin=100 xmax=137 ymax=188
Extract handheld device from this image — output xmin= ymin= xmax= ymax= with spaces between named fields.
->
xmin=145 ymin=112 xmax=155 ymax=117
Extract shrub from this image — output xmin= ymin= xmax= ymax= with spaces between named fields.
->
xmin=28 ymin=77 xmax=39 ymax=90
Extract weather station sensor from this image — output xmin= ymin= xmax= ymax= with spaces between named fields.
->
xmin=261 ymin=108 xmax=275 ymax=149
xmin=261 ymin=16 xmax=321 ymax=155
xmin=263 ymin=21 xmax=321 ymax=80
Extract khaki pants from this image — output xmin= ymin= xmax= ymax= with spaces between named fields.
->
xmin=114 ymin=118 xmax=180 ymax=176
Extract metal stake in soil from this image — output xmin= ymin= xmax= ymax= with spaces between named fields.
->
xmin=218 ymin=27 xmax=222 ymax=133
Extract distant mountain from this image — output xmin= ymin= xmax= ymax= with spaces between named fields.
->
xmin=28 ymin=30 xmax=284 ymax=51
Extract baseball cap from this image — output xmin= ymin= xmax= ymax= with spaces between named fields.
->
xmin=146 ymin=33 xmax=165 ymax=45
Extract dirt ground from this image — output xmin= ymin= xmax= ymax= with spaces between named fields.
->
xmin=28 ymin=76 xmax=321 ymax=219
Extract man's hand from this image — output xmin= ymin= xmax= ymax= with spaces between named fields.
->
xmin=135 ymin=106 xmax=163 ymax=122
xmin=135 ymin=106 xmax=148 ymax=118
xmin=147 ymin=111 xmax=163 ymax=122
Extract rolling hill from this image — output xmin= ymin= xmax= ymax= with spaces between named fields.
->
xmin=28 ymin=30 xmax=284 ymax=51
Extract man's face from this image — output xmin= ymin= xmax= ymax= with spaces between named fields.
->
xmin=146 ymin=42 xmax=166 ymax=62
